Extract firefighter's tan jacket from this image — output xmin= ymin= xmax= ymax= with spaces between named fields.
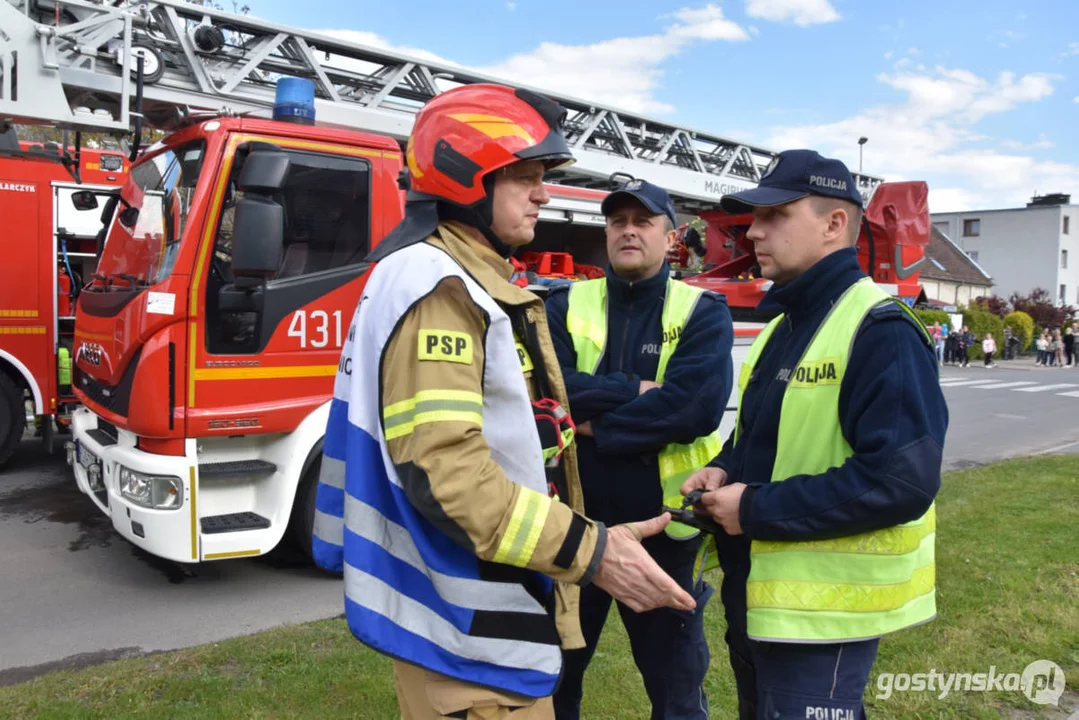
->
xmin=380 ymin=221 xmax=605 ymax=648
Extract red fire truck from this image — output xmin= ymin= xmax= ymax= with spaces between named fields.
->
xmin=685 ymin=180 xmax=931 ymax=315
xmin=0 ymin=140 xmax=128 ymax=467
xmin=2 ymin=0 xmax=923 ymax=565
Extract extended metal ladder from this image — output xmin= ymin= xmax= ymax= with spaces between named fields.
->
xmin=1 ymin=0 xmax=883 ymax=210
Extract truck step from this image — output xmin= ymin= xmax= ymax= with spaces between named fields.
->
xmin=198 ymin=459 xmax=277 ymax=478
xmin=201 ymin=512 xmax=271 ymax=534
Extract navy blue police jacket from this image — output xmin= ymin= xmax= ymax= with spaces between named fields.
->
xmin=545 ymin=263 xmax=734 ymax=527
xmin=711 ymin=247 xmax=948 ymax=552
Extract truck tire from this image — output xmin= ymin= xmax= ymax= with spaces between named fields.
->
xmin=292 ymin=455 xmax=321 ymax=563
xmin=0 ymin=373 xmax=25 ymax=468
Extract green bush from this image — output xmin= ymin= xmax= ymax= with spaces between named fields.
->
xmin=914 ymin=308 xmax=951 ymax=329
xmin=1003 ymin=310 xmax=1035 ymax=352
xmin=962 ymin=309 xmax=1005 ymax=360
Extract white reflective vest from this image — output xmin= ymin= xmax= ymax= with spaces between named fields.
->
xmin=312 ymin=241 xmax=563 ymax=698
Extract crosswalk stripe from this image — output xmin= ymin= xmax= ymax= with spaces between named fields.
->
xmin=972 ymin=382 xmax=1039 ymax=390
xmin=1012 ymin=383 xmax=1079 ymax=393
xmin=1057 ymin=390 xmax=1079 ymax=398
xmin=938 ymin=379 xmax=1000 ymax=387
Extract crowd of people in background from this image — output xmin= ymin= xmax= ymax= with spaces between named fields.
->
xmin=1034 ymin=324 xmax=1078 ymax=367
xmin=928 ymin=321 xmax=1078 ymax=369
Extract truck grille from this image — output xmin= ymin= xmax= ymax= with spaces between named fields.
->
xmin=74 ymin=348 xmax=140 ymax=417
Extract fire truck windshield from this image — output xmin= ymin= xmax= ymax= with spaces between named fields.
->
xmin=94 ymin=140 xmax=206 ymax=289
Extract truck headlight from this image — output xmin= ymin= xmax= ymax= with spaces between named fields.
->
xmin=119 ymin=466 xmax=184 ymax=510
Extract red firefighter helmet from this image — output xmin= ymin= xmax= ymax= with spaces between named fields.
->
xmin=405 ymin=83 xmax=576 ymax=208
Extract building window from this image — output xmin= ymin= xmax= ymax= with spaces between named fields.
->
xmin=967 ymin=250 xmax=979 ymax=263
xmin=1064 ymin=249 xmax=1069 ymax=269
xmin=963 ymin=218 xmax=981 ymax=236
xmin=1065 ymin=216 xmax=1071 ymax=235
xmin=1061 ymin=284 xmax=1067 ymax=304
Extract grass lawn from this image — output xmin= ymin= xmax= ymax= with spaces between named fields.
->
xmin=2 ymin=455 xmax=1077 ymax=719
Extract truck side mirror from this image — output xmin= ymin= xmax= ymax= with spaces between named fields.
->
xmin=230 ymin=195 xmax=284 ymax=289
xmin=220 ymin=145 xmax=289 ymax=305
xmin=71 ymin=190 xmax=99 ymax=211
xmin=238 ymin=147 xmax=290 ymax=193
xmin=118 ymin=206 xmax=140 ymax=228
xmin=96 ymin=195 xmax=120 ymax=257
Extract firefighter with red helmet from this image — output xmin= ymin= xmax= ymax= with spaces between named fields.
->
xmin=312 ymin=83 xmax=695 ymax=719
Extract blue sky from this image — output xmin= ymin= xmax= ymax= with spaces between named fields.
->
xmin=246 ymin=0 xmax=1078 ymax=212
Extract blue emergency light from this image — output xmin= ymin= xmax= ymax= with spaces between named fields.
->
xmin=273 ymin=77 xmax=316 ymax=125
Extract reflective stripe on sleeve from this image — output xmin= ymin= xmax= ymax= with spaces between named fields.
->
xmin=383 ymin=389 xmax=484 ymax=440
xmin=492 ymin=486 xmax=551 ymax=568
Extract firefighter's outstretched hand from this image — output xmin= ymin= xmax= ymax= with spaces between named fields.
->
xmin=680 ymin=466 xmax=728 ymax=497
xmin=592 ymin=515 xmax=696 ymax=613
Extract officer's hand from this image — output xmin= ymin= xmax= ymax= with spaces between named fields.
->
xmin=698 ymin=483 xmax=746 ymax=535
xmin=681 ymin=466 xmax=728 ymax=497
xmin=638 ymin=380 xmax=662 ymax=395
xmin=592 ymin=515 xmax=696 ymax=614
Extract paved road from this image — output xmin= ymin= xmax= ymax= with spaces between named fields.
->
xmin=937 ymin=361 xmax=1079 ymax=468
xmin=0 ymin=441 xmax=343 ymax=685
xmin=1 ymin=363 xmax=1077 ymax=684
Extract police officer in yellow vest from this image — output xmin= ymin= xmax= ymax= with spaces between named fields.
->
xmin=545 ymin=179 xmax=735 ymax=719
xmin=683 ymin=150 xmax=948 ymax=719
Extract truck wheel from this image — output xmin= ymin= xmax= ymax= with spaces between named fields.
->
xmin=0 ymin=373 xmax=25 ymax=468
xmin=292 ymin=456 xmax=321 ymax=563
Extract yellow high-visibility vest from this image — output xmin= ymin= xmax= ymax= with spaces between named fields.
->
xmin=735 ymin=277 xmax=938 ymax=642
xmin=566 ymin=278 xmax=722 ymax=539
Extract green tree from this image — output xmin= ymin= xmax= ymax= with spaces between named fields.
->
xmin=1003 ymin=311 xmax=1035 ymax=352
xmin=1009 ymin=288 xmax=1075 ymax=330
xmin=970 ymin=295 xmax=1008 ymax=318
xmin=962 ymin=308 xmax=1005 ymax=360
xmin=915 ymin=308 xmax=951 ymax=328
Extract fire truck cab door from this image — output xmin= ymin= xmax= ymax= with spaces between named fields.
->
xmin=189 ymin=136 xmax=379 ymax=435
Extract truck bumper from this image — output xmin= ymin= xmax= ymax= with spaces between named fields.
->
xmin=68 ymin=407 xmax=199 ymax=563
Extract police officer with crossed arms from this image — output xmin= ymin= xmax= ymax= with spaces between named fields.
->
xmin=546 ymin=179 xmax=734 ymax=719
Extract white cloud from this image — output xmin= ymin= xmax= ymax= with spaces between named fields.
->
xmin=928 ymin=187 xmax=982 ymax=213
xmin=875 ymin=66 xmax=1055 ymax=123
xmin=506 ymin=1 xmax=516 ymax=9
xmin=322 ymin=5 xmax=749 ymax=116
xmin=764 ymin=66 xmax=1076 ymax=210
xmin=669 ymin=4 xmax=750 ymax=40
xmin=1000 ymin=134 xmax=1054 ymax=151
xmin=482 ymin=4 xmax=747 ymax=113
xmin=745 ymin=0 xmax=840 ymax=26
xmin=883 ymin=51 xmax=893 ymax=60
xmin=480 ymin=36 xmax=682 ymax=113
